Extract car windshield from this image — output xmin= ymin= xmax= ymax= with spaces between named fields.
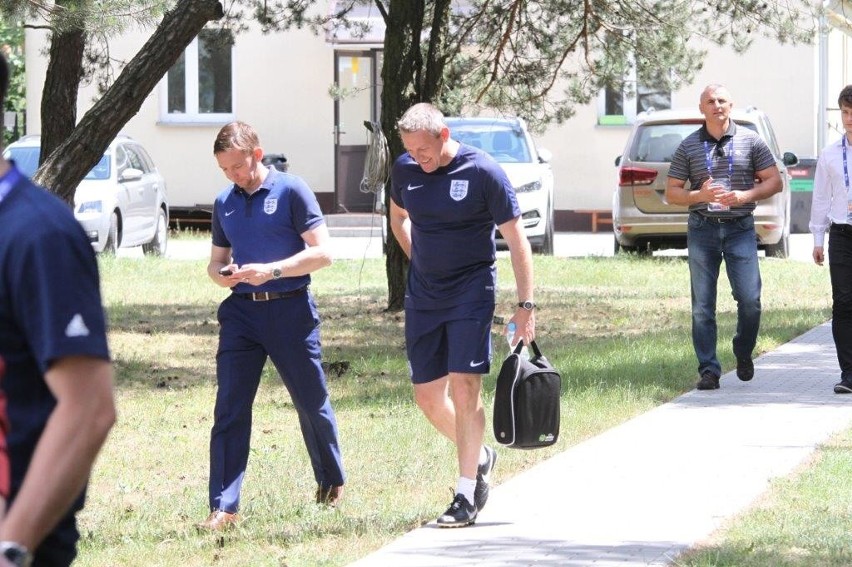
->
xmin=447 ymin=122 xmax=531 ymax=163
xmin=5 ymin=146 xmax=111 ymax=180
xmin=630 ymin=121 xmax=759 ymax=163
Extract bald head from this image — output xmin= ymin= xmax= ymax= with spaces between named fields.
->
xmin=699 ymin=84 xmax=733 ymax=136
xmin=700 ymin=84 xmax=733 ymax=106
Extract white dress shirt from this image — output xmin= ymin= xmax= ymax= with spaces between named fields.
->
xmin=810 ymin=135 xmax=852 ymax=247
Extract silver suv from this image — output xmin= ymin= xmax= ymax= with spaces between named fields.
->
xmin=613 ymin=107 xmax=798 ymax=257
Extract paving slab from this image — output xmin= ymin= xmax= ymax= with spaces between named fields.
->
xmin=349 ymin=322 xmax=851 ymax=566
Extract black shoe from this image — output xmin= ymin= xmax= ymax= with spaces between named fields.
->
xmin=696 ymin=371 xmax=720 ymax=390
xmin=436 ymin=493 xmax=477 ymax=528
xmin=474 ymin=446 xmax=497 ymax=511
xmin=736 ymin=358 xmax=754 ymax=381
xmin=834 ymin=379 xmax=852 ymax=394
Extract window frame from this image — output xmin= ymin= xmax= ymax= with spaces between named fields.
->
xmin=597 ymin=68 xmax=672 ymax=126
xmin=158 ymin=31 xmax=236 ymax=125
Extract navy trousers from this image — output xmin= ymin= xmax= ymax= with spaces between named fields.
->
xmin=208 ymin=291 xmax=345 ymax=513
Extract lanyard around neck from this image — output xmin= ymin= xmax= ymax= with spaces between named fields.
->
xmin=704 ymin=140 xmax=733 ymax=179
xmin=843 ymin=136 xmax=849 ymax=191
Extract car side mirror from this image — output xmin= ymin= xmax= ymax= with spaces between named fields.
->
xmin=120 ymin=168 xmax=143 ymax=182
xmin=782 ymin=152 xmax=798 ymax=167
xmin=615 ymin=155 xmax=622 ymax=166
xmin=537 ymin=148 xmax=552 ymax=164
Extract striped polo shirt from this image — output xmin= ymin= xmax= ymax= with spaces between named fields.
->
xmin=668 ymin=121 xmax=776 ymax=217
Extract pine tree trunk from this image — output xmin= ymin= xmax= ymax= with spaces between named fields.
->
xmin=380 ymin=0 xmax=451 ymax=311
xmin=39 ymin=20 xmax=85 ymax=174
xmin=34 ymin=0 xmax=224 ymax=203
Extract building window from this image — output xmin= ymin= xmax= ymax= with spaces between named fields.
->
xmin=598 ymin=77 xmax=671 ymax=126
xmin=160 ymin=29 xmax=234 ymax=123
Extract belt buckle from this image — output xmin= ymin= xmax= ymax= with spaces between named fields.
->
xmin=252 ymin=292 xmax=271 ymax=301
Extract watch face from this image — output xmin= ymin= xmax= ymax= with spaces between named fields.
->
xmin=0 ymin=544 xmax=31 ymax=567
xmin=272 ymin=268 xmax=282 ymax=279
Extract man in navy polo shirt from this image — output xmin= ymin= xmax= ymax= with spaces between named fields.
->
xmin=390 ymin=103 xmax=537 ymax=527
xmin=666 ymin=84 xmax=782 ymax=391
xmin=0 ymin=52 xmax=116 ymax=565
xmin=198 ymin=121 xmax=345 ymax=531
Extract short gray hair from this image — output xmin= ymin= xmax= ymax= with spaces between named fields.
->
xmin=397 ymin=103 xmax=446 ymax=137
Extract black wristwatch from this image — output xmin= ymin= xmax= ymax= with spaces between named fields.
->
xmin=0 ymin=542 xmax=33 ymax=567
xmin=272 ymin=267 xmax=283 ymax=279
xmin=518 ymin=301 xmax=536 ymax=311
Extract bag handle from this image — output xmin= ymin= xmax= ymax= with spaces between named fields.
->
xmin=513 ymin=339 xmax=544 ymax=359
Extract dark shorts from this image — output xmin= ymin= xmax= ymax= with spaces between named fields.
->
xmin=405 ymin=300 xmax=495 ymax=384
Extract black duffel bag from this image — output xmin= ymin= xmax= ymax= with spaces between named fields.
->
xmin=493 ymin=340 xmax=561 ymax=449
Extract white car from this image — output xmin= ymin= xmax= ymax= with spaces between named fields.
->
xmin=5 ymin=134 xmax=169 ymax=255
xmin=445 ymin=116 xmax=555 ymax=254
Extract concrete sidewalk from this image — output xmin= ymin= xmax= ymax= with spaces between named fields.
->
xmin=349 ymin=322 xmax=851 ymax=566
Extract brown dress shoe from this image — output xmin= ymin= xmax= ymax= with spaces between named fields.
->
xmin=316 ymin=485 xmax=344 ymax=507
xmin=196 ymin=510 xmax=239 ymax=531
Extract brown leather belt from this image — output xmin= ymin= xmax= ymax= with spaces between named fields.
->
xmin=233 ymin=286 xmax=308 ymax=301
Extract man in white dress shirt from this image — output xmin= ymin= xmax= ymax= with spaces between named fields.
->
xmin=810 ymin=84 xmax=852 ymax=394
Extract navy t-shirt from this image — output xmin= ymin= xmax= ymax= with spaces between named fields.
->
xmin=211 ymin=166 xmax=325 ymax=293
xmin=0 ymin=165 xmax=110 ymax=548
xmin=390 ymin=144 xmax=520 ymax=310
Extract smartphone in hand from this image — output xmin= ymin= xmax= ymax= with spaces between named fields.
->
xmin=219 ymin=267 xmax=233 ymax=276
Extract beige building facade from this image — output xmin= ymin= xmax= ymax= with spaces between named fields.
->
xmin=20 ymin=5 xmax=852 ymax=230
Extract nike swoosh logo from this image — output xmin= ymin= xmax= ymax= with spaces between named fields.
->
xmin=406 ymin=184 xmax=423 ymax=191
xmin=469 ymin=360 xmax=486 ymax=367
xmin=225 ymin=210 xmax=236 ymax=216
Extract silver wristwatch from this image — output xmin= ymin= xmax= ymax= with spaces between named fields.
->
xmin=0 ymin=542 xmax=32 ymax=567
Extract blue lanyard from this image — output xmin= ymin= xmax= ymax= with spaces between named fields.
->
xmin=843 ymin=136 xmax=849 ymax=191
xmin=0 ymin=166 xmax=22 ymax=205
xmin=704 ymin=140 xmax=733 ymax=180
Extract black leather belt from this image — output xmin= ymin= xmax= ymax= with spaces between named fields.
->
xmin=698 ymin=213 xmax=750 ymax=224
xmin=831 ymin=223 xmax=852 ymax=233
xmin=233 ymin=286 xmax=308 ymax=301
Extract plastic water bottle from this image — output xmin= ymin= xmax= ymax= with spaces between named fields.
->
xmin=506 ymin=322 xmax=530 ymax=360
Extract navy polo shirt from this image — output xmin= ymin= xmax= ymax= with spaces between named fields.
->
xmin=390 ymin=144 xmax=520 ymax=310
xmin=211 ymin=166 xmax=324 ymax=293
xmin=0 ymin=165 xmax=110 ymax=538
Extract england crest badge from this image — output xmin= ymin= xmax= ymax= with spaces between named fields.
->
xmin=450 ymin=180 xmax=469 ymax=201
xmin=263 ymin=198 xmax=278 ymax=215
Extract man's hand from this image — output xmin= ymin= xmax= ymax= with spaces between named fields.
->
xmin=813 ymin=246 xmax=825 ymax=266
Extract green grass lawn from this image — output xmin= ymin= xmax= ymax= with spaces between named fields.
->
xmin=71 ymin=239 xmax=847 ymax=566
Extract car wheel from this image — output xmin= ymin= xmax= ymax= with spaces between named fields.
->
xmin=101 ymin=212 xmax=119 ymax=255
xmin=765 ymin=234 xmax=789 ymax=259
xmin=142 ymin=208 xmax=168 ymax=256
xmin=536 ymin=207 xmax=555 ymax=255
xmin=614 ymin=236 xmax=637 ymax=255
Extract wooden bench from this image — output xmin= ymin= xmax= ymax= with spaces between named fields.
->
xmin=575 ymin=210 xmax=613 ymax=233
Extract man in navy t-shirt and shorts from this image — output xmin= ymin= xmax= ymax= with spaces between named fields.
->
xmin=198 ymin=121 xmax=345 ymax=531
xmin=390 ymin=103 xmax=537 ymax=527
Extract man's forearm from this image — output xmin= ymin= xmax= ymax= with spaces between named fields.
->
xmin=0 ymin=362 xmax=115 ymax=550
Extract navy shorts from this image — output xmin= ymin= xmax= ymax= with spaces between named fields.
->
xmin=405 ymin=300 xmax=495 ymax=384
